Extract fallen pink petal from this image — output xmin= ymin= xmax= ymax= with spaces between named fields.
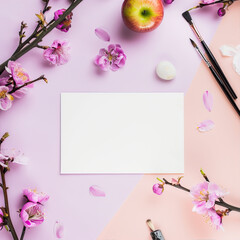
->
xmin=54 ymin=221 xmax=64 ymax=239
xmin=95 ymin=28 xmax=111 ymax=42
xmin=197 ymin=120 xmax=214 ymax=132
xmin=89 ymin=185 xmax=106 ymax=197
xmin=203 ymin=91 xmax=213 ymax=112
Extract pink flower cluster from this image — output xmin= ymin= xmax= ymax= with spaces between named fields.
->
xmin=94 ymin=28 xmax=126 ymax=72
xmin=20 ymin=189 xmax=49 ymax=228
xmin=43 ymin=40 xmax=70 ymax=66
xmin=95 ymin=44 xmax=126 ymax=72
xmin=54 ymin=9 xmax=73 ymax=32
xmin=190 ymin=182 xmax=226 ymax=229
xmin=0 ymin=149 xmax=29 ymax=168
xmin=0 ymin=61 xmax=32 ymax=111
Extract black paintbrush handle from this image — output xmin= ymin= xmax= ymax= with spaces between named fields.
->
xmin=202 ymin=40 xmax=237 ymax=100
xmin=209 ymin=66 xmax=240 ymax=116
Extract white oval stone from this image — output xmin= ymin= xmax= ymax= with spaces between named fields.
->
xmin=156 ymin=61 xmax=176 ymax=80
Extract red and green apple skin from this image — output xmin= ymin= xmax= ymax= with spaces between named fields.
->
xmin=121 ymin=0 xmax=164 ymax=33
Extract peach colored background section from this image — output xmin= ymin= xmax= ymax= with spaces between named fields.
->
xmin=98 ymin=3 xmax=240 ymax=240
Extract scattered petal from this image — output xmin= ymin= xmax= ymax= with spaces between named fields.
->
xmin=220 ymin=45 xmax=237 ymax=57
xmin=89 ymin=185 xmax=106 ymax=197
xmin=203 ymin=91 xmax=213 ymax=112
xmin=95 ymin=28 xmax=110 ymax=42
xmin=233 ymin=52 xmax=240 ymax=75
xmin=220 ymin=45 xmax=240 ymax=76
xmin=197 ymin=120 xmax=214 ymax=132
xmin=54 ymin=221 xmax=64 ymax=239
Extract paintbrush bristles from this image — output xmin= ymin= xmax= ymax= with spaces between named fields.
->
xmin=182 ymin=11 xmax=192 ymax=24
xmin=146 ymin=219 xmax=155 ymax=232
xmin=190 ymin=38 xmax=197 ymax=48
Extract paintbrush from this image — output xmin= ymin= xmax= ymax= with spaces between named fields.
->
xmin=182 ymin=11 xmax=237 ymax=100
xmin=146 ymin=219 xmax=165 ymax=240
xmin=190 ymin=38 xmax=240 ymax=117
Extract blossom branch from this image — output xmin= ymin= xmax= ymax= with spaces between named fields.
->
xmin=8 ymin=75 xmax=47 ymax=94
xmin=188 ymin=0 xmax=238 ymax=11
xmin=0 ymin=0 xmax=83 ymax=75
xmin=162 ymin=177 xmax=240 ymax=213
xmin=0 ymin=166 xmax=18 ymax=240
xmin=13 ymin=0 xmax=51 ymax=55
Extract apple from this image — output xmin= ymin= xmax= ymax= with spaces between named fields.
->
xmin=121 ymin=0 xmax=164 ymax=33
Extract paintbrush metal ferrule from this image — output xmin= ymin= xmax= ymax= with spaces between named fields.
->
xmin=190 ymin=23 xmax=203 ymax=41
xmin=190 ymin=39 xmax=210 ymax=67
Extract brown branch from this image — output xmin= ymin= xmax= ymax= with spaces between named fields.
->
xmin=188 ymin=0 xmax=237 ymax=11
xmin=0 ymin=167 xmax=19 ymax=240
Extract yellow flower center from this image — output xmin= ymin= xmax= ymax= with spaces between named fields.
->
xmin=0 ymin=89 xmax=7 ymax=99
xmin=16 ymin=69 xmax=28 ymax=82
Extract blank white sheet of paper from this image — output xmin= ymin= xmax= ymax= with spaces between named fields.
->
xmin=61 ymin=93 xmax=184 ymax=174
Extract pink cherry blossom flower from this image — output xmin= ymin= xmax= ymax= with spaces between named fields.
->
xmin=6 ymin=61 xmax=31 ymax=87
xmin=0 ymin=209 xmax=3 ymax=224
xmin=202 ymin=0 xmax=215 ymax=3
xmin=43 ymin=40 xmax=70 ymax=66
xmin=206 ymin=208 xmax=223 ymax=230
xmin=20 ymin=202 xmax=45 ymax=228
xmin=0 ymin=153 xmax=9 ymax=168
xmin=0 ymin=77 xmax=8 ymax=86
xmin=54 ymin=9 xmax=73 ymax=32
xmin=153 ymin=183 xmax=164 ymax=195
xmin=95 ymin=44 xmax=126 ymax=71
xmin=190 ymin=182 xmax=226 ymax=214
xmin=23 ymin=189 xmax=49 ymax=204
xmin=0 ymin=86 xmax=13 ymax=111
xmin=1 ymin=148 xmax=29 ymax=165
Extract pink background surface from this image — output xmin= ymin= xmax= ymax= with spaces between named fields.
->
xmin=0 ymin=0 xmax=239 ymax=239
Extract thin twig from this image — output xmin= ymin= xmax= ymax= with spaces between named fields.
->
xmin=20 ymin=226 xmax=26 ymax=240
xmin=9 ymin=75 xmax=47 ymax=94
xmin=0 ymin=133 xmax=9 ymax=147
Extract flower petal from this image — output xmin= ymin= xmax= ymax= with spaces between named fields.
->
xmin=95 ymin=28 xmax=110 ymax=42
xmin=233 ymin=54 xmax=240 ymax=75
xmin=220 ymin=45 xmax=237 ymax=57
xmin=197 ymin=120 xmax=214 ymax=132
xmin=89 ymin=185 xmax=106 ymax=197
xmin=203 ymin=91 xmax=213 ymax=112
xmin=54 ymin=221 xmax=64 ymax=239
